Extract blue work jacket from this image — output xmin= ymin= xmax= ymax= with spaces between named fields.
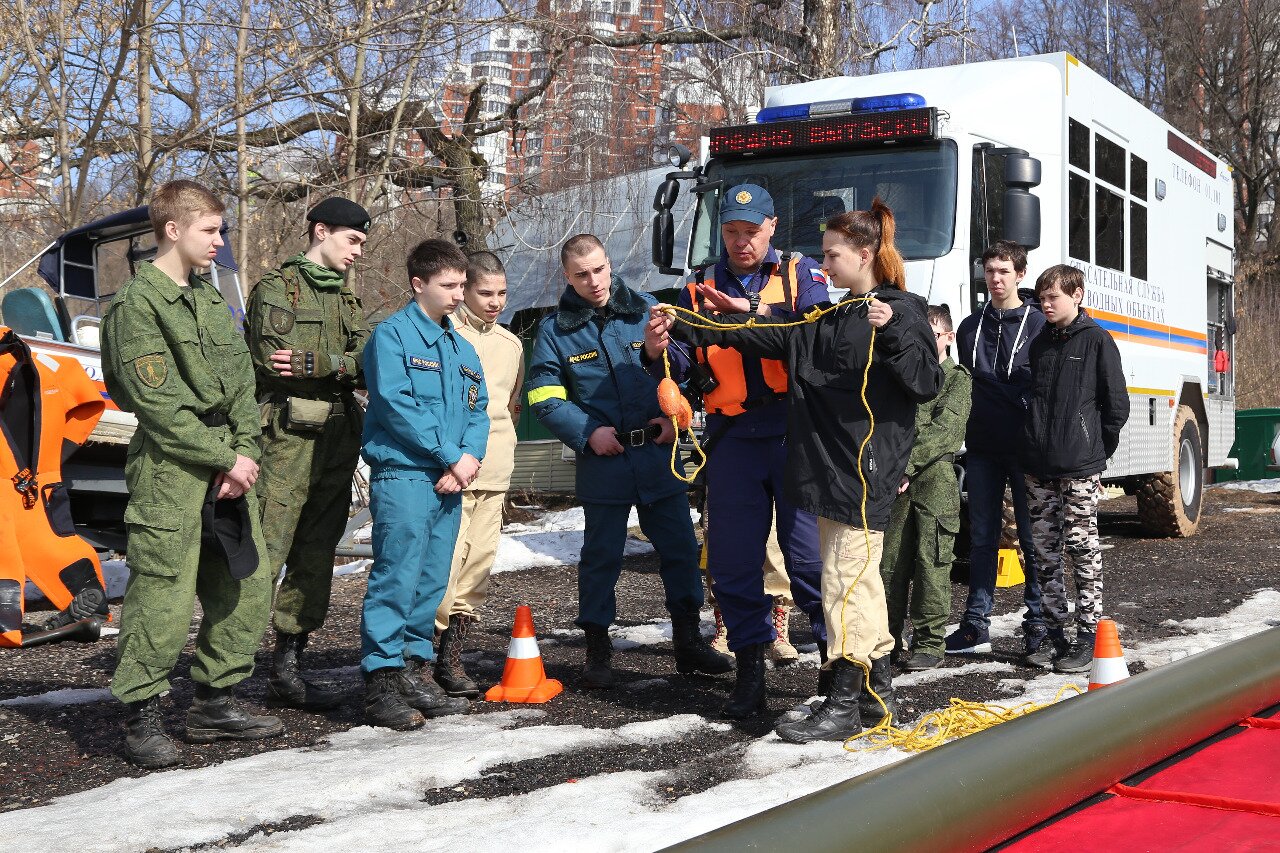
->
xmin=361 ymin=301 xmax=489 ymax=473
xmin=526 ymin=277 xmax=684 ymax=505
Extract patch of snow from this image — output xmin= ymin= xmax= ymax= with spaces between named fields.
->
xmin=1215 ymin=478 xmax=1280 ymax=494
xmin=0 ymin=688 xmax=113 ymax=708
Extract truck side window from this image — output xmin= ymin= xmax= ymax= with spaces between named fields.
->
xmin=1069 ymin=173 xmax=1090 ymax=262
xmin=1095 ymin=185 xmax=1125 ymax=271
xmin=1131 ymin=201 xmax=1148 ymax=280
xmin=1069 ymin=119 xmax=1090 ymax=171
xmin=1095 ymin=134 xmax=1127 ymax=191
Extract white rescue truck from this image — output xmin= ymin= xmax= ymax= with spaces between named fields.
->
xmin=652 ymin=52 xmax=1235 ymax=537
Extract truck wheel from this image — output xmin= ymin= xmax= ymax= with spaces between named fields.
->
xmin=1136 ymin=405 xmax=1203 ymax=537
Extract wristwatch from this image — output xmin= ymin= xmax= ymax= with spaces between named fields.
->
xmin=746 ymin=291 xmax=761 ymax=313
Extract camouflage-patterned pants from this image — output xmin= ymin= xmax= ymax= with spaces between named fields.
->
xmin=1024 ymin=474 xmax=1103 ymax=634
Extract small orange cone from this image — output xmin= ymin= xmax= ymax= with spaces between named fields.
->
xmin=484 ymin=605 xmax=563 ymax=704
xmin=1088 ymin=618 xmax=1130 ymax=690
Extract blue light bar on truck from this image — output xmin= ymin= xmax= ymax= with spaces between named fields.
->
xmin=755 ymin=93 xmax=927 ymax=124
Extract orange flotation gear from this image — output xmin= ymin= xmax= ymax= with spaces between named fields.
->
xmin=658 ymin=377 xmax=693 ymax=429
xmin=0 ymin=327 xmax=109 ymax=647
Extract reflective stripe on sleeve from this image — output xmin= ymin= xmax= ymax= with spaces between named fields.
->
xmin=527 ymin=384 xmax=567 ymax=406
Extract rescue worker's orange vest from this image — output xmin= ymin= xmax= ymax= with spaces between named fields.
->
xmin=0 ymin=327 xmax=106 ymax=646
xmin=687 ymin=254 xmax=803 ymax=417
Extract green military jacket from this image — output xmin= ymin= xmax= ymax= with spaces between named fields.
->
xmin=245 ymin=255 xmax=370 ymax=399
xmin=904 ymin=357 xmax=972 ymax=518
xmin=101 ymin=261 xmax=261 ymax=472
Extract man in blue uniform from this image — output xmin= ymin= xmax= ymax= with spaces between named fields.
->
xmin=359 ymin=239 xmax=488 ymax=729
xmin=526 ymin=234 xmax=730 ymax=689
xmin=649 ymin=185 xmax=828 ymax=719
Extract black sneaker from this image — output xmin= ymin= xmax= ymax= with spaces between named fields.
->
xmin=902 ymin=651 xmax=943 ymax=671
xmin=944 ymin=623 xmax=991 ymax=655
xmin=1023 ymin=626 xmax=1066 ymax=668
xmin=1054 ymin=634 xmax=1095 ymax=673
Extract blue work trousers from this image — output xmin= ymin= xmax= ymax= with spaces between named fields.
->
xmin=578 ymin=493 xmax=703 ymax=628
xmin=361 ymin=470 xmax=461 ymax=672
xmin=706 ymin=434 xmax=825 ymax=651
xmin=962 ymin=451 xmax=1044 ymax=631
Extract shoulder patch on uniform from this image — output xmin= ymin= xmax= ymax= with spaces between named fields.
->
xmin=568 ymin=349 xmax=599 ymax=364
xmin=408 ymin=355 xmax=441 ymax=371
xmin=268 ymin=306 xmax=295 ymax=335
xmin=460 ymin=364 xmax=483 ymax=382
xmin=134 ymin=354 xmax=168 ymax=388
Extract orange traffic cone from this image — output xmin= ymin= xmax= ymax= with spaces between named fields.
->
xmin=485 ymin=605 xmax=563 ymax=704
xmin=1088 ymin=618 xmax=1130 ymax=690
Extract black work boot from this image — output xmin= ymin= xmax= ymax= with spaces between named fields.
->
xmin=816 ymin=639 xmax=832 ymax=696
xmin=267 ymin=631 xmax=343 ymax=711
xmin=720 ymin=642 xmax=767 ymax=720
xmin=858 ymin=655 xmax=898 ymax=726
xmin=401 ymin=659 xmax=470 ymax=718
xmin=1054 ymin=632 xmax=1096 ymax=673
xmin=434 ymin=615 xmax=481 ymax=699
xmin=364 ymin=668 xmax=425 ymax=730
xmin=581 ymin=624 xmax=616 ymax=689
xmin=185 ymin=684 xmax=285 ymax=744
xmin=123 ymin=695 xmax=180 ymax=769
xmin=774 ymin=658 xmax=864 ymax=744
xmin=670 ymin=611 xmax=733 ymax=675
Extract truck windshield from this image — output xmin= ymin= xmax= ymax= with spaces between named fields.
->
xmin=690 ymin=141 xmax=958 ymax=269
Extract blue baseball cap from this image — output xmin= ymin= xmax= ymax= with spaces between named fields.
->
xmin=719 ymin=184 xmax=776 ymax=225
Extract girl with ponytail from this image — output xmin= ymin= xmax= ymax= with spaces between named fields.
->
xmin=658 ymin=197 xmax=942 ymax=743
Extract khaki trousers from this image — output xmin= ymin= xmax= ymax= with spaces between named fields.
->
xmin=435 ymin=489 xmax=505 ymax=632
xmin=817 ymin=517 xmax=893 ymax=669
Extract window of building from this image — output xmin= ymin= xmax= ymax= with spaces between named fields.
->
xmin=496 ymin=39 xmax=509 ymax=48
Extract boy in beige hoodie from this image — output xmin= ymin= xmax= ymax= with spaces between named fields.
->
xmin=433 ymin=251 xmax=525 ymax=697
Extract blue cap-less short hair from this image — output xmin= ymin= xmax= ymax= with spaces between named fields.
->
xmin=719 ymin=184 xmax=775 ymax=225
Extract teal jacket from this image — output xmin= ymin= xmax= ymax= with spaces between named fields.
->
xmin=361 ymin=302 xmax=489 ymax=473
xmin=526 ymin=277 xmax=683 ymax=505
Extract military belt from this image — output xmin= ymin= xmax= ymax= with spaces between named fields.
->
xmin=615 ymin=424 xmax=663 ymax=447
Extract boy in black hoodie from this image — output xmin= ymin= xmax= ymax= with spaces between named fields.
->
xmin=949 ymin=241 xmax=1047 ymax=661
xmin=1021 ymin=265 xmax=1129 ymax=672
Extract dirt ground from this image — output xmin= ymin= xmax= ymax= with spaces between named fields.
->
xmin=2 ymin=486 xmax=1278 ymax=819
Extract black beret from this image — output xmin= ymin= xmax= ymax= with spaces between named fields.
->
xmin=306 ymin=197 xmax=371 ymax=233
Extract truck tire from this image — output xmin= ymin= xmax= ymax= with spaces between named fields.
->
xmin=1136 ymin=405 xmax=1204 ymax=537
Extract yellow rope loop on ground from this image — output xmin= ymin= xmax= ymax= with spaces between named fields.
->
xmin=845 ymin=683 xmax=1086 ymax=754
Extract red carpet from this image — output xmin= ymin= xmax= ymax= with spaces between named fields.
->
xmin=1002 ymin=709 xmax=1280 ymax=851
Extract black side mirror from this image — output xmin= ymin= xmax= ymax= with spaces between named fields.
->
xmin=1003 ymin=153 xmax=1042 ymax=249
xmin=653 ymin=178 xmax=679 ymax=212
xmin=652 ymin=210 xmax=677 ymax=273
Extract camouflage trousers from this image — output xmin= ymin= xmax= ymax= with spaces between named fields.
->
xmin=258 ymin=401 xmax=362 ymax=636
xmin=1024 ymin=473 xmax=1103 ymax=635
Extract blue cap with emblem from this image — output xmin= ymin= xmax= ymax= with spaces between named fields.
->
xmin=719 ymin=184 xmax=775 ymax=225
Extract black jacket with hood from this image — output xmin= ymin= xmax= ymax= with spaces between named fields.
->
xmin=1019 ymin=310 xmax=1130 ymax=480
xmin=955 ymin=294 xmax=1045 ymax=454
xmin=671 ymin=288 xmax=943 ymax=530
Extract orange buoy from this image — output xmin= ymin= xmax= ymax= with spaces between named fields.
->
xmin=658 ymin=378 xmax=692 ymax=429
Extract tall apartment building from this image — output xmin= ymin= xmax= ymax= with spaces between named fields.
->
xmin=432 ymin=2 xmax=730 ymax=198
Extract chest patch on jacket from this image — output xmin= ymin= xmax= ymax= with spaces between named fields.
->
xmin=460 ymin=364 xmax=483 ymax=383
xmin=568 ymin=349 xmax=599 ymax=364
xmin=630 ymin=341 xmax=644 ymax=350
xmin=468 ymin=384 xmax=480 ymax=410
xmin=408 ymin=356 xmax=440 ymax=371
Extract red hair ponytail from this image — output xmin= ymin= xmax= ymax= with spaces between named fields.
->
xmin=823 ymin=196 xmax=907 ymax=290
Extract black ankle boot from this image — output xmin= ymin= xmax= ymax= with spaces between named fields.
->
xmin=186 ymin=684 xmax=284 ymax=743
xmin=858 ymin=655 xmax=897 ymax=726
xmin=267 ymin=631 xmax=343 ymax=711
xmin=364 ymin=669 xmax=425 ymax=730
xmin=581 ymin=624 xmax=615 ymax=688
xmin=434 ymin=615 xmax=481 ymax=698
xmin=774 ymin=659 xmax=864 ymax=743
xmin=123 ymin=695 xmax=179 ymax=769
xmin=816 ymin=639 xmax=832 ymax=696
xmin=671 ymin=611 xmax=733 ymax=675
xmin=401 ymin=659 xmax=470 ymax=718
xmin=720 ymin=642 xmax=766 ymax=720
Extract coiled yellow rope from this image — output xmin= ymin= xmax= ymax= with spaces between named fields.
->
xmin=657 ymin=294 xmax=1082 ymax=753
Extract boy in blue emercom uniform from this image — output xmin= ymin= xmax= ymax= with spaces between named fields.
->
xmin=526 ymin=234 xmax=731 ymax=689
xmin=359 ymin=239 xmax=487 ymax=729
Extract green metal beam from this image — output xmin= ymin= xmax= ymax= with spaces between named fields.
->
xmin=665 ymin=626 xmax=1280 ymax=853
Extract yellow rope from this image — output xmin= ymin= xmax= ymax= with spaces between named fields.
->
xmin=661 ymin=293 xmax=1065 ymax=754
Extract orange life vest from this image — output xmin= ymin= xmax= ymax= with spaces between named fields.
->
xmin=687 ymin=254 xmax=803 ymax=417
xmin=0 ymin=327 xmax=106 ymax=646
